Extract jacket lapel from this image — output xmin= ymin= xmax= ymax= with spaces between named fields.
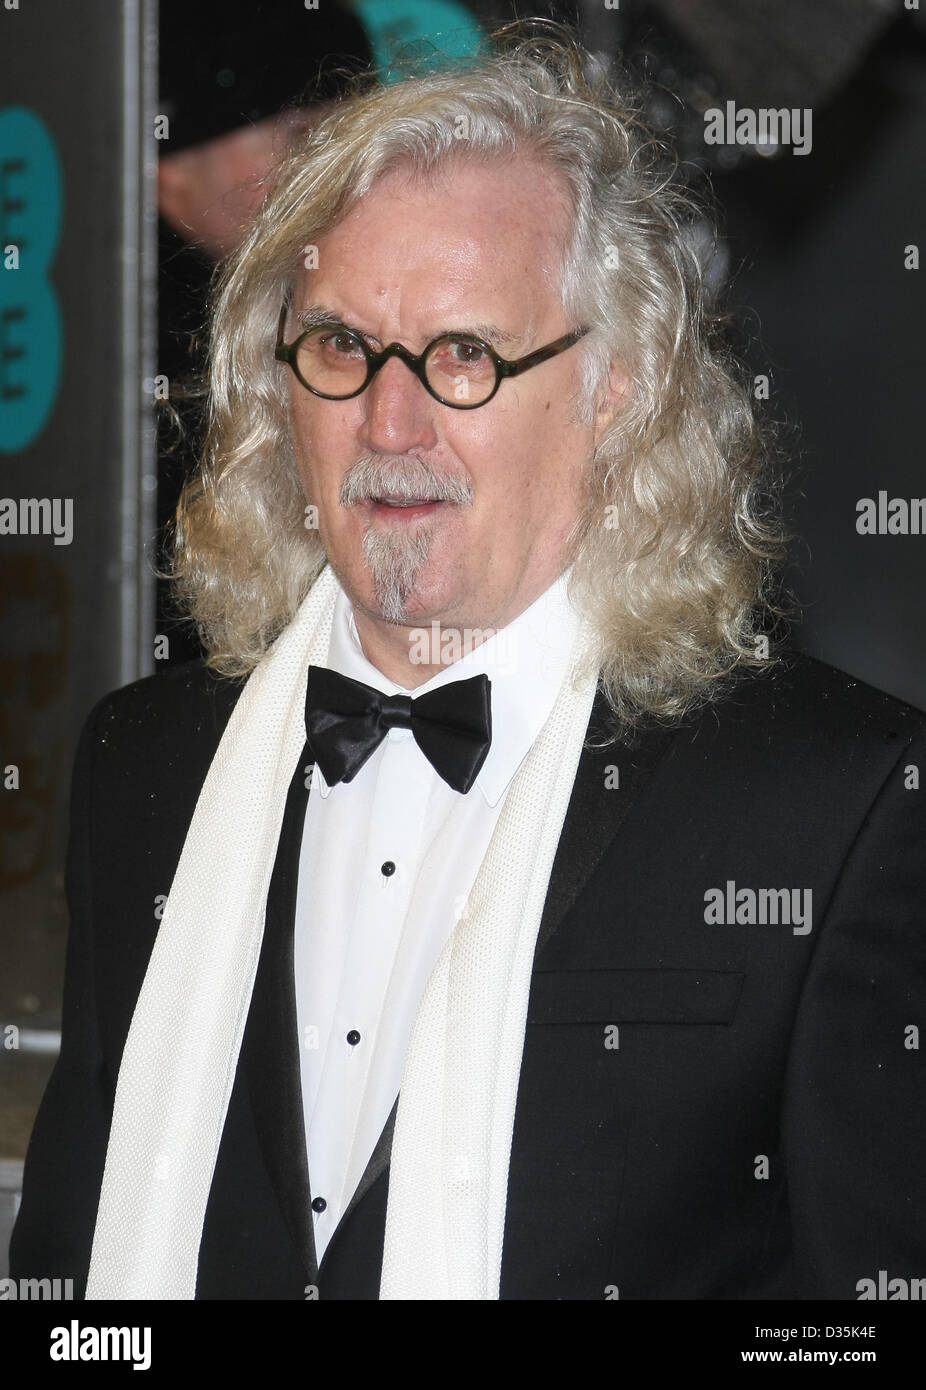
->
xmin=242 ymin=744 xmax=318 ymax=1282
xmin=534 ymin=686 xmax=678 ymax=960
xmin=325 ymin=1096 xmax=398 ymax=1258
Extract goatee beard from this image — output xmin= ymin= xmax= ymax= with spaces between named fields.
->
xmin=339 ymin=455 xmax=473 ymax=623
xmin=361 ymin=524 xmax=434 ymax=623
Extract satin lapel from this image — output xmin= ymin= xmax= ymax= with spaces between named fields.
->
xmin=242 ymin=745 xmax=317 ymax=1282
xmin=323 ymin=1095 xmax=398 ymax=1264
xmin=534 ymin=686 xmax=678 ymax=961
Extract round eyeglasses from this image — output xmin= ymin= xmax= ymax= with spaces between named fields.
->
xmin=274 ymin=305 xmax=589 ymax=410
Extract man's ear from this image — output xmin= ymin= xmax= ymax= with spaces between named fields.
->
xmin=594 ymin=357 xmax=631 ymax=439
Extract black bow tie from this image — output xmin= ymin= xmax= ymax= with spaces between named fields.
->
xmin=304 ymin=666 xmax=492 ymax=794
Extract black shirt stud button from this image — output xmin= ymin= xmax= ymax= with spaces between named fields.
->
xmin=346 ymin=1030 xmax=361 ymax=1046
xmin=381 ymin=860 xmax=396 ymax=877
xmin=311 ymin=1196 xmax=327 ymax=1214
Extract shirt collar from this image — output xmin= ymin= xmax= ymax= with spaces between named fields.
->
xmin=316 ymin=569 xmax=581 ymax=805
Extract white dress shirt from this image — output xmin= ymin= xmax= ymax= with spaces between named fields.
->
xmin=293 ymin=568 xmax=581 ymax=1263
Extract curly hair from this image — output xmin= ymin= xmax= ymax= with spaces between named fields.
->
xmin=168 ymin=20 xmax=787 ymax=730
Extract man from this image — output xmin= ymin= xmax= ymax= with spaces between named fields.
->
xmin=11 ymin=30 xmax=926 ymax=1300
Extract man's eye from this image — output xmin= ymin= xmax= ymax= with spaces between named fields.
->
xmin=428 ymin=338 xmax=490 ymax=370
xmin=318 ymin=329 xmax=363 ymax=355
xmin=449 ymin=339 xmax=486 ymax=363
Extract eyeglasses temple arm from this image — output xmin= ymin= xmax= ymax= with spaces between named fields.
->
xmin=498 ymin=328 xmax=589 ymax=379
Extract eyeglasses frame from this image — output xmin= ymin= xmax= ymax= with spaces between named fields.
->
xmin=274 ymin=303 xmax=590 ymax=410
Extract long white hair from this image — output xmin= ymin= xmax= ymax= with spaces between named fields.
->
xmin=169 ymin=24 xmax=786 ymax=729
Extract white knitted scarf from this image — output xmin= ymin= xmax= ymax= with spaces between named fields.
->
xmin=86 ymin=564 xmax=597 ymax=1300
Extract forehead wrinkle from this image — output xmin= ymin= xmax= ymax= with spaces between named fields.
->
xmin=296 ymin=300 xmax=525 ymax=350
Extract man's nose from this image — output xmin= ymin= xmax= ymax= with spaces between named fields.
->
xmin=359 ymin=353 xmax=440 ymax=455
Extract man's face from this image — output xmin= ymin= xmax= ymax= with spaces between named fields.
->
xmin=286 ymin=156 xmax=609 ymax=638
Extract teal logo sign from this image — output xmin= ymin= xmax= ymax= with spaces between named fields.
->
xmin=353 ymin=0 xmax=483 ymax=83
xmin=0 ymin=107 xmax=63 ymax=453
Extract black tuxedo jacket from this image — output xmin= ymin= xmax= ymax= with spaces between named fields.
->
xmin=10 ymin=651 xmax=926 ymax=1299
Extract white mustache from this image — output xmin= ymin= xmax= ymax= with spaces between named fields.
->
xmin=339 ymin=456 xmax=474 ymax=507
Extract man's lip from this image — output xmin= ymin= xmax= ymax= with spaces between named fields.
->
xmin=368 ymin=496 xmax=444 ymax=508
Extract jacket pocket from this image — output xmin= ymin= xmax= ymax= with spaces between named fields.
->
xmin=527 ymin=968 xmax=745 ymax=1026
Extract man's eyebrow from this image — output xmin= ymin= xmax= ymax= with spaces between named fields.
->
xmin=295 ymin=302 xmax=523 ymax=349
xmin=296 ymin=304 xmax=345 ymax=334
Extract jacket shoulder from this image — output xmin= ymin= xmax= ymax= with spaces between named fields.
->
xmin=78 ymin=660 xmax=246 ymax=807
xmin=703 ymin=650 xmax=926 ymax=753
xmin=86 ymin=660 xmax=245 ymax=754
